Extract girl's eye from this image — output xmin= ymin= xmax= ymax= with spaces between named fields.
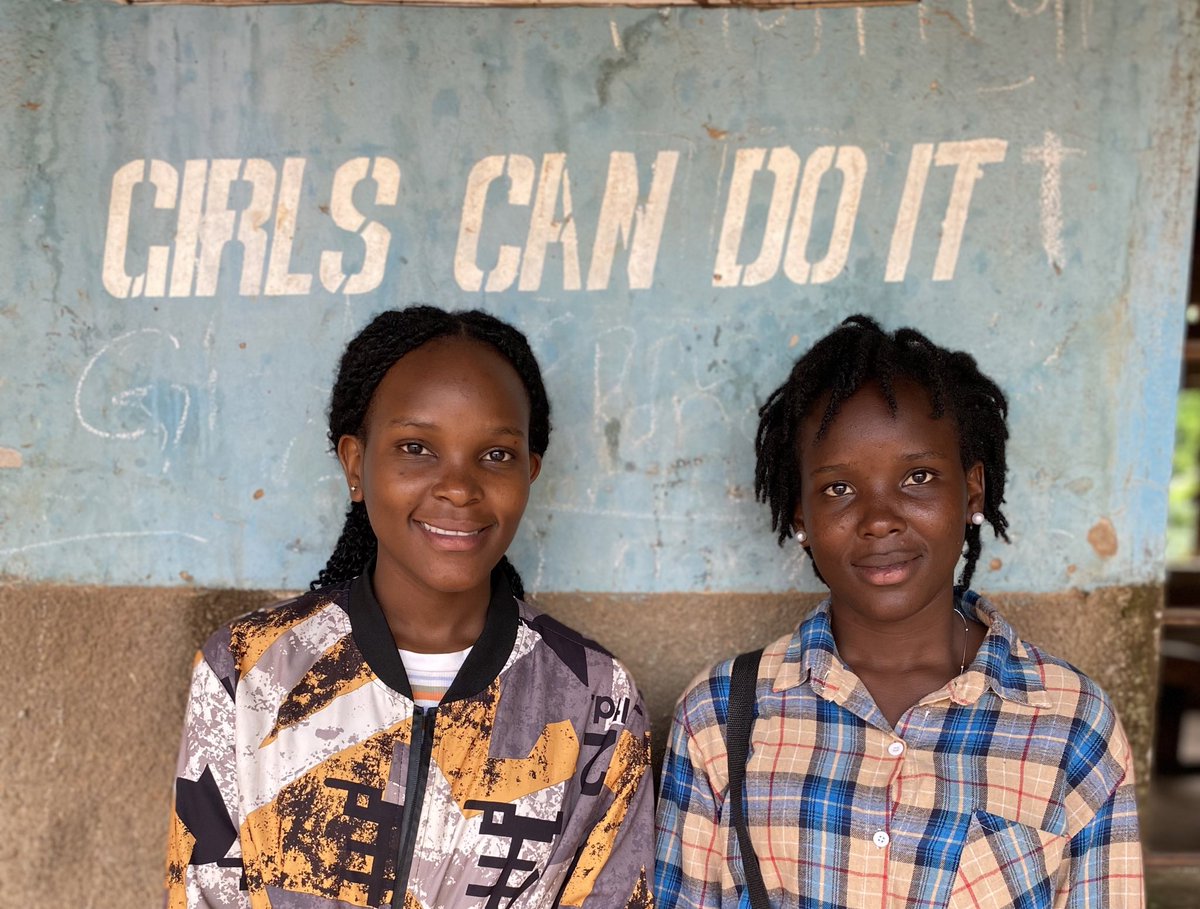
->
xmin=484 ymin=449 xmax=515 ymax=463
xmin=823 ymin=482 xmax=851 ymax=498
xmin=904 ymin=469 xmax=933 ymax=486
xmin=400 ymin=442 xmax=430 ymax=456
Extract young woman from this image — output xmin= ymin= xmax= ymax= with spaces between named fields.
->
xmin=655 ymin=315 xmax=1143 ymax=908
xmin=166 ymin=306 xmax=655 ymax=909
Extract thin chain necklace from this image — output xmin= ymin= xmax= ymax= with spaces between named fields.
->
xmin=954 ymin=609 xmax=970 ymax=676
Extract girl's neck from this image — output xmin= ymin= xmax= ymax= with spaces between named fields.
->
xmin=829 ymin=591 xmax=985 ymax=727
xmin=829 ymin=590 xmax=967 ymax=675
xmin=371 ymin=562 xmax=492 ymax=653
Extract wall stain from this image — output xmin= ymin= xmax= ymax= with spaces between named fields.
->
xmin=595 ymin=14 xmax=663 ymax=108
xmin=1087 ymin=517 xmax=1119 ymax=558
xmin=604 ymin=417 xmax=621 ymax=464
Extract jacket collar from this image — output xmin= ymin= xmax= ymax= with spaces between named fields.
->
xmin=346 ymin=565 xmax=519 ymax=704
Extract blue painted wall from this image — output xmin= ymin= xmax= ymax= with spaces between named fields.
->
xmin=1 ymin=0 xmax=1196 ymax=593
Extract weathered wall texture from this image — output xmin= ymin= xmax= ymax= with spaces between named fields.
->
xmin=1 ymin=0 xmax=1199 ymax=906
xmin=0 ymin=581 xmax=1160 ymax=905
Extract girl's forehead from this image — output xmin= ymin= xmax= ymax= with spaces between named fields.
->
xmin=801 ymin=379 xmax=958 ymax=449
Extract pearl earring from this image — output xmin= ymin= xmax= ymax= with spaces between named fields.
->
xmin=970 ymin=512 xmax=985 ymax=526
xmin=795 ymin=529 xmax=808 ymax=545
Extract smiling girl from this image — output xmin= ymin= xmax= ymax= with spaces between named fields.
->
xmin=166 ymin=306 xmax=655 ymax=909
xmin=655 ymin=316 xmax=1143 ymax=908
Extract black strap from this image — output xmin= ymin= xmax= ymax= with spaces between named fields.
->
xmin=726 ymin=648 xmax=769 ymax=909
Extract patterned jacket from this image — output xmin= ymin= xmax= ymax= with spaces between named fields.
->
xmin=165 ymin=572 xmax=655 ymax=909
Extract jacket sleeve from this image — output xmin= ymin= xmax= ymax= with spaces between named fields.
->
xmin=164 ymin=640 xmax=249 ymax=909
xmin=557 ymin=681 xmax=656 ymax=909
xmin=654 ymin=673 xmax=728 ymax=909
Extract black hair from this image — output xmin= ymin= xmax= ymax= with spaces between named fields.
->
xmin=754 ymin=314 xmax=1009 ymax=590
xmin=311 ymin=305 xmax=551 ymax=598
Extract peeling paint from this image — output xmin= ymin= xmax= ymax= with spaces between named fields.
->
xmin=0 ymin=447 xmax=22 ymax=468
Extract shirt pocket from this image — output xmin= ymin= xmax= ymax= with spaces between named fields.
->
xmin=947 ymin=810 xmax=1068 ymax=909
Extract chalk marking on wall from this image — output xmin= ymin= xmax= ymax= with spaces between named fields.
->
xmin=1055 ymin=0 xmax=1065 ymax=61
xmin=812 ymin=10 xmax=822 ymax=56
xmin=1022 ymin=130 xmax=1085 ymax=272
xmin=74 ymin=328 xmax=182 ymax=441
xmin=856 ymin=8 xmax=867 ymax=56
xmin=754 ymin=13 xmax=788 ymax=33
xmin=1006 ymin=0 xmax=1049 ymax=17
xmin=917 ymin=3 xmax=927 ymax=43
xmin=203 ymin=318 xmax=218 ymax=432
xmin=0 ymin=529 xmax=209 ymax=557
xmin=609 ymin=20 xmax=622 ymax=51
xmin=966 ymin=0 xmax=976 ymax=35
xmin=1081 ymin=0 xmax=1092 ymax=49
xmin=0 ymin=447 xmax=22 ymax=468
xmin=978 ymin=75 xmax=1036 ymax=93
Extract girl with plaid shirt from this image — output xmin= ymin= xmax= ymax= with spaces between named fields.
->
xmin=655 ymin=316 xmax=1142 ymax=909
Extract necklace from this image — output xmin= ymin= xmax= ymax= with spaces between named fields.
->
xmin=955 ymin=609 xmax=970 ymax=676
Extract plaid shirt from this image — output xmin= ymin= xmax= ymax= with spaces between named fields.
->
xmin=655 ymin=590 xmax=1143 ymax=909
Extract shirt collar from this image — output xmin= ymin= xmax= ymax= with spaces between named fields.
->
xmin=774 ymin=590 xmax=1051 ymax=710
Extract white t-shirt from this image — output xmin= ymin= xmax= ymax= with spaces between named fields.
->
xmin=397 ymin=645 xmax=473 ymax=708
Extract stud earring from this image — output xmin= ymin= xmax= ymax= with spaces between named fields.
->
xmin=795 ymin=529 xmax=808 ymax=545
xmin=350 ymin=485 xmax=358 ymax=494
xmin=970 ymin=512 xmax=985 ymax=526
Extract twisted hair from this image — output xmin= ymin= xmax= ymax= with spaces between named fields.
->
xmin=311 ymin=305 xmax=551 ymax=597
xmin=754 ymin=314 xmax=1009 ymax=590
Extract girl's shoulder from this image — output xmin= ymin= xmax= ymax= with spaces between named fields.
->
xmin=513 ymin=598 xmax=645 ymax=701
xmin=673 ymin=621 xmax=803 ymax=736
xmin=198 ymin=581 xmax=353 ymax=677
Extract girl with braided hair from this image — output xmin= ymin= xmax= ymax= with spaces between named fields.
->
xmin=656 ymin=315 xmax=1142 ymax=909
xmin=166 ymin=305 xmax=655 ymax=909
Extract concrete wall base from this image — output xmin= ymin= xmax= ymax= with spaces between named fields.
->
xmin=0 ymin=582 xmax=1160 ymax=904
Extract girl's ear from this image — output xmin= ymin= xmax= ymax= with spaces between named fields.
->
xmin=966 ymin=461 xmax=985 ymax=516
xmin=528 ymin=452 xmax=542 ymax=484
xmin=337 ymin=434 xmax=364 ymax=502
xmin=791 ymin=503 xmax=807 ymax=540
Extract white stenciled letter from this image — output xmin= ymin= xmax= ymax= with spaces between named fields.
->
xmin=783 ymin=145 xmax=867 ymax=284
xmin=168 ymin=160 xmax=208 ymax=297
xmin=320 ymin=156 xmax=402 ymax=294
xmin=236 ymin=159 xmax=278 ymax=297
xmin=102 ymin=159 xmax=178 ymax=299
xmin=586 ymin=151 xmax=679 ymax=291
xmin=932 ymin=139 xmax=1008 ymax=281
xmin=519 ymin=153 xmax=581 ymax=292
xmin=885 ymin=143 xmax=935 ymax=283
xmin=264 ymin=157 xmax=312 ymax=296
xmin=454 ymin=155 xmax=535 ymax=293
xmin=194 ymin=159 xmax=242 ymax=297
xmin=713 ymin=148 xmax=800 ymax=288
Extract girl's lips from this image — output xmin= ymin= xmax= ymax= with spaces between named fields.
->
xmin=416 ymin=520 xmax=491 ymax=551
xmin=852 ymin=554 xmax=921 ymax=586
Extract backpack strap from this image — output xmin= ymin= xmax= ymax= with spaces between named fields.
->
xmin=726 ymin=648 xmax=769 ymax=909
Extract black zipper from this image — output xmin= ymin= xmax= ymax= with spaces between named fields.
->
xmin=390 ymin=706 xmax=436 ymax=908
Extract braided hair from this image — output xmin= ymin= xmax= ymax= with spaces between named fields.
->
xmin=754 ymin=314 xmax=1009 ymax=590
xmin=311 ymin=305 xmax=551 ymax=598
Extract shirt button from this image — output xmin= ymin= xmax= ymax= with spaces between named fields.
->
xmin=887 ymin=741 xmax=905 ymax=757
xmin=873 ymin=830 xmax=890 ymax=848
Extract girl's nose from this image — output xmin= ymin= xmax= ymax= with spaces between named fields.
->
xmin=432 ymin=460 xmax=483 ymax=506
xmin=858 ymin=494 xmax=906 ymax=538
